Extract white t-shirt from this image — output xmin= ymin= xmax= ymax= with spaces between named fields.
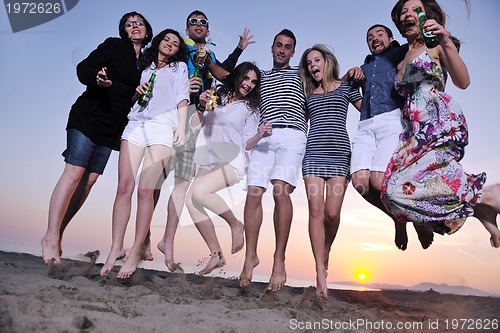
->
xmin=193 ymin=99 xmax=258 ymax=176
xmin=128 ymin=61 xmax=189 ymax=126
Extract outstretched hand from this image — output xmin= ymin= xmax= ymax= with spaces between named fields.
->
xmin=238 ymin=27 xmax=255 ymax=50
xmin=259 ymin=120 xmax=273 ymax=138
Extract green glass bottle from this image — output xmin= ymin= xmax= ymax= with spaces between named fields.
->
xmin=189 ymin=63 xmax=201 ymax=102
xmin=416 ymin=7 xmax=439 ymax=48
xmin=191 ymin=63 xmax=200 ymax=79
xmin=138 ymin=73 xmax=156 ymax=107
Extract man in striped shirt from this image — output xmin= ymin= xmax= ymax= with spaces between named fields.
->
xmin=239 ymin=29 xmax=307 ymax=292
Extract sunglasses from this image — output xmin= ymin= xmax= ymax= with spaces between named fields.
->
xmin=125 ymin=20 xmax=145 ymax=28
xmin=188 ymin=18 xmax=208 ymax=27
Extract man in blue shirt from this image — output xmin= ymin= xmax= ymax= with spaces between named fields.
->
xmin=350 ymin=24 xmax=432 ymax=251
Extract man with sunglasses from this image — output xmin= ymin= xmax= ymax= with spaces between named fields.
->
xmin=184 ymin=10 xmax=254 ymax=97
xmin=156 ymin=10 xmax=255 ymax=272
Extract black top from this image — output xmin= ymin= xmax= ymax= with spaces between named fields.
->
xmin=66 ymin=37 xmax=141 ymax=150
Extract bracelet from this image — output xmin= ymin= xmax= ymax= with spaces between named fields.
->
xmin=197 ymin=104 xmax=205 ymax=113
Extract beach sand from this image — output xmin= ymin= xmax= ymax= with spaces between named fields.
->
xmin=1 ymin=250 xmax=499 ymax=333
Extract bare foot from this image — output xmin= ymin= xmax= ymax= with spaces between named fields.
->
xmin=324 ymin=250 xmax=331 ymax=272
xmin=157 ymin=240 xmax=179 ymax=272
xmin=413 ymin=222 xmax=434 ymax=249
xmin=482 ymin=184 xmax=500 ymax=212
xmin=100 ymin=247 xmax=126 ymax=276
xmin=117 ymin=245 xmax=142 ymax=279
xmin=198 ymin=251 xmax=225 ymax=275
xmin=41 ymin=235 xmax=61 ymax=265
xmin=315 ymin=267 xmax=328 ymax=299
xmin=141 ymin=238 xmax=154 ymax=261
xmin=230 ymin=221 xmax=245 ymax=254
xmin=394 ymin=221 xmax=408 ymax=251
xmin=490 ymin=230 xmax=500 ymax=248
xmin=474 ymin=204 xmax=500 ymax=247
xmin=239 ymin=254 xmax=259 ymax=287
xmin=267 ymin=260 xmax=286 ymax=292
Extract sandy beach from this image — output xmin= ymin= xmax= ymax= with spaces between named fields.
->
xmin=0 ymin=250 xmax=499 ymax=333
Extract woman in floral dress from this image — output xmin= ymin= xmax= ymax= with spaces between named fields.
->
xmin=382 ymin=0 xmax=500 ymax=247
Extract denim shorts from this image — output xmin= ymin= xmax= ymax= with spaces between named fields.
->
xmin=62 ymin=128 xmax=112 ymax=174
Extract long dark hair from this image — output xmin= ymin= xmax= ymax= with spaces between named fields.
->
xmin=218 ymin=62 xmax=261 ymax=111
xmin=118 ymin=11 xmax=153 ymax=47
xmin=391 ymin=0 xmax=470 ymax=48
xmin=139 ymin=29 xmax=187 ymax=71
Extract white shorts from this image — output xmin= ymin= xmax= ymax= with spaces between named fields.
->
xmin=247 ymin=128 xmax=306 ymax=190
xmin=121 ymin=118 xmax=176 ymax=148
xmin=351 ymin=109 xmax=405 ymax=174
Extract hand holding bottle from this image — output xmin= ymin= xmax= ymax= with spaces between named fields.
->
xmin=96 ymin=67 xmax=112 ymax=87
xmin=135 ymin=81 xmax=150 ymax=96
xmin=416 ymin=7 xmax=439 ymax=48
xmin=137 ymin=73 xmax=156 ymax=107
xmin=189 ymin=76 xmax=202 ymax=94
xmin=418 ymin=17 xmax=452 ymax=48
xmin=195 ymin=47 xmax=208 ymax=65
xmin=204 ymin=82 xmax=217 ymax=111
xmin=198 ymin=89 xmax=214 ymax=111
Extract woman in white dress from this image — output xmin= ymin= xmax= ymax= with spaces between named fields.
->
xmin=187 ymin=62 xmax=271 ymax=275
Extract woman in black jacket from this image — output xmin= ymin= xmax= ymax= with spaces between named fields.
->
xmin=42 ymin=11 xmax=152 ymax=265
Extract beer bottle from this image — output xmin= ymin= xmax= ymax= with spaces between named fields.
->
xmin=138 ymin=73 xmax=156 ymax=107
xmin=205 ymin=81 xmax=217 ymax=111
xmin=416 ymin=7 xmax=439 ymax=49
xmin=195 ymin=47 xmax=207 ymax=65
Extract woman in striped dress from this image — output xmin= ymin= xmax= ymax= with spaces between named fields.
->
xmin=299 ymin=44 xmax=362 ymax=299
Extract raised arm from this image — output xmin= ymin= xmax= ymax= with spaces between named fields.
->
xmin=219 ymin=27 xmax=255 ymax=72
xmin=204 ymin=55 xmax=230 ymax=81
xmin=425 ymin=19 xmax=469 ymax=89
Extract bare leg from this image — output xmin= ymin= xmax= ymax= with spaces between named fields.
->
xmin=141 ymin=230 xmax=154 ymax=261
xmin=59 ymin=170 xmax=100 ymax=242
xmin=305 ymin=176 xmax=327 ymax=298
xmin=190 ymin=216 xmax=226 ymax=275
xmin=267 ymin=180 xmax=294 ymax=292
xmin=100 ymin=141 xmax=143 ymax=276
xmin=352 ymin=170 xmax=416 ymax=250
xmin=323 ymin=178 xmax=346 ymax=269
xmin=190 ymin=165 xmax=244 ymax=253
xmin=239 ymin=186 xmax=264 ymax=287
xmin=307 ymin=176 xmax=347 ymax=298
xmin=157 ymin=177 xmax=190 ymax=272
xmin=474 ymin=203 xmax=500 ymax=248
xmin=117 ymin=144 xmax=172 ymax=278
xmin=186 ymin=164 xmax=242 ymax=275
xmin=481 ymin=184 xmax=500 ymax=212
xmin=141 ymin=166 xmax=171 ymax=262
xmin=42 ymin=164 xmax=86 ymax=264
xmin=413 ymin=223 xmax=434 ymax=249
xmin=475 ymin=184 xmax=500 ymax=247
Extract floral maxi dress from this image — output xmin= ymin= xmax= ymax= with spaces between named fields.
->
xmin=380 ymin=49 xmax=486 ymax=235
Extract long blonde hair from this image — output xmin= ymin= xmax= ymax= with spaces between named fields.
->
xmin=299 ymin=44 xmax=340 ymax=98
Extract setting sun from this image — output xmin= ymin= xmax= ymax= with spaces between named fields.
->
xmin=355 ymin=270 xmax=369 ymax=283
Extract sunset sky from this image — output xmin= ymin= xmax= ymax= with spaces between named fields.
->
xmin=1 ymin=0 xmax=499 ymax=294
